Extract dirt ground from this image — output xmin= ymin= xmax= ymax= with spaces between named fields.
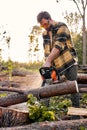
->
xmin=12 ymin=72 xmax=42 ymax=90
xmin=5 ymin=72 xmax=43 ymax=110
xmin=0 ymin=71 xmax=42 ymax=110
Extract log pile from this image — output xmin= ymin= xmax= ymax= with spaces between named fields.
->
xmin=77 ymin=73 xmax=87 ymax=84
xmin=78 ymin=64 xmax=87 ymax=71
xmin=0 ymin=73 xmax=87 ymax=128
xmin=0 ymin=107 xmax=87 ymax=129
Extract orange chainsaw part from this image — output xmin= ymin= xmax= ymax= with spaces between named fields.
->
xmin=41 ymin=75 xmax=45 ymax=80
xmin=51 ymin=70 xmax=57 ymax=80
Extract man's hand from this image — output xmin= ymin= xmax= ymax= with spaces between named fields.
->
xmin=43 ymin=61 xmax=51 ymax=67
xmin=39 ymin=66 xmax=57 ymax=81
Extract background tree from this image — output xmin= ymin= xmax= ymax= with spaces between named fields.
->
xmin=0 ymin=25 xmax=11 ymax=61
xmin=74 ymin=33 xmax=83 ymax=64
xmin=0 ymin=25 xmax=13 ymax=82
xmin=56 ymin=0 xmax=87 ymax=64
xmin=28 ymin=26 xmax=43 ymax=62
xmin=63 ymin=12 xmax=81 ymax=35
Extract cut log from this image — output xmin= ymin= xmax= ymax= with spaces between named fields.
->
xmin=77 ymin=73 xmax=87 ymax=84
xmin=0 ymin=80 xmax=78 ymax=107
xmin=67 ymin=107 xmax=87 ymax=116
xmin=78 ymin=84 xmax=87 ymax=88
xmin=0 ymin=83 xmax=86 ymax=94
xmin=1 ymin=119 xmax=87 ymax=130
xmin=0 ymin=107 xmax=29 ymax=127
xmin=79 ymin=87 xmax=87 ymax=93
xmin=12 ymin=69 xmax=27 ymax=76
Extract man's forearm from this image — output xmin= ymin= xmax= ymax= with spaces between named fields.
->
xmin=46 ymin=47 xmax=60 ymax=63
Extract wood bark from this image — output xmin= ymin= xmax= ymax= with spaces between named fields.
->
xmin=1 ymin=119 xmax=87 ymax=130
xmin=0 ymin=107 xmax=29 ymax=127
xmin=0 ymin=87 xmax=24 ymax=94
xmin=0 ymin=80 xmax=78 ymax=107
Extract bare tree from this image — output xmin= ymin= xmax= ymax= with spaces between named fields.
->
xmin=28 ymin=26 xmax=43 ymax=62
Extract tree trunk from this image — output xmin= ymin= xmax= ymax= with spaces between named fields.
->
xmin=2 ymin=119 xmax=87 ymax=130
xmin=0 ymin=80 xmax=78 ymax=107
xmin=82 ymin=13 xmax=86 ymax=64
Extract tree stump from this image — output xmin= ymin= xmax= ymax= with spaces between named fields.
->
xmin=0 ymin=107 xmax=29 ymax=127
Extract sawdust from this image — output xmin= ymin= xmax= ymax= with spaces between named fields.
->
xmin=8 ymin=72 xmax=42 ymax=110
xmin=12 ymin=72 xmax=42 ymax=90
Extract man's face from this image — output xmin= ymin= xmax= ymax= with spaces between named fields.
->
xmin=40 ymin=18 xmax=51 ymax=30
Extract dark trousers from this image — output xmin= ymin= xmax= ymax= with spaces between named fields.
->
xmin=64 ymin=65 xmax=80 ymax=108
xmin=63 ymin=65 xmax=80 ymax=119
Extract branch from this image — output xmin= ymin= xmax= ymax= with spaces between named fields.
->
xmin=81 ymin=0 xmax=86 ymax=14
xmin=73 ymin=0 xmax=83 ymax=17
xmin=84 ymin=0 xmax=87 ymax=9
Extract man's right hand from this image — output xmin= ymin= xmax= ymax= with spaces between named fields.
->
xmin=43 ymin=61 xmax=51 ymax=68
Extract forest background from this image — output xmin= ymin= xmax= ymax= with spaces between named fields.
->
xmin=0 ymin=0 xmax=87 ymax=65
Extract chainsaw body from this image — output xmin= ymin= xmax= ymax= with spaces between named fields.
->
xmin=39 ymin=66 xmax=58 ymax=85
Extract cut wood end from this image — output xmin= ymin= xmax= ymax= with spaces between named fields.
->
xmin=75 ymin=80 xmax=79 ymax=93
xmin=67 ymin=107 xmax=87 ymax=116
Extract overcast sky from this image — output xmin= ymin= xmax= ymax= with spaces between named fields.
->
xmin=0 ymin=0 xmax=86 ymax=62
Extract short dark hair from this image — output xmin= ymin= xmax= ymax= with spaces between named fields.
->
xmin=37 ymin=11 xmax=51 ymax=23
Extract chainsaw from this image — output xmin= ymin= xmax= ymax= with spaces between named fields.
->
xmin=39 ymin=66 xmax=60 ymax=86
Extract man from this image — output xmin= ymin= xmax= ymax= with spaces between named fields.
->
xmin=37 ymin=11 xmax=80 ymax=119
